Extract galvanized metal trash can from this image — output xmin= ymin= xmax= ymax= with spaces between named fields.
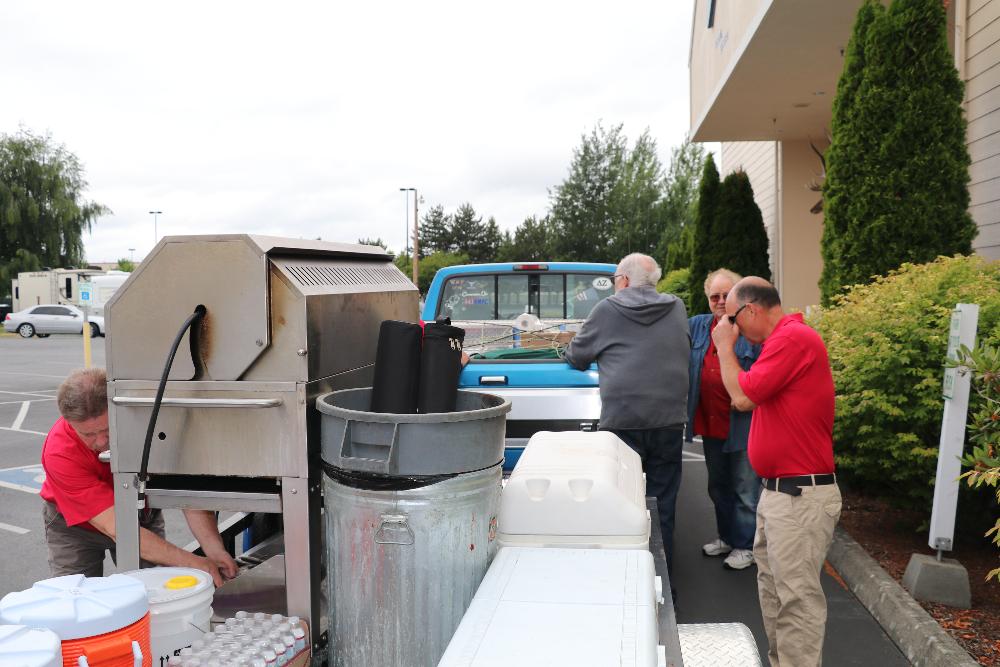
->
xmin=317 ymin=388 xmax=510 ymax=667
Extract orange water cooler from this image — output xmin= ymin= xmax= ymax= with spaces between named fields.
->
xmin=0 ymin=573 xmax=150 ymax=667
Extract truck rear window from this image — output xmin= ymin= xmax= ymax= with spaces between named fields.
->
xmin=437 ymin=272 xmax=614 ymax=321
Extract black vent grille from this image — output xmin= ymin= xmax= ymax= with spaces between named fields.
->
xmin=283 ymin=263 xmax=410 ymax=288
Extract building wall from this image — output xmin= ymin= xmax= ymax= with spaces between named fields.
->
xmin=966 ymin=0 xmax=1000 ymax=257
xmin=719 ymin=140 xmax=780 ymax=285
xmin=689 ymin=0 xmax=771 ymax=133
xmin=779 ymin=140 xmax=826 ymax=310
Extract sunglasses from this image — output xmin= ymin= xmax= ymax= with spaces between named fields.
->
xmin=727 ymin=301 xmax=754 ymax=325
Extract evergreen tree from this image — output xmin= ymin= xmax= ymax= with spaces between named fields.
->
xmin=614 ymin=130 xmax=666 ymax=259
xmin=418 ymin=204 xmax=452 ymax=256
xmin=548 ymin=123 xmax=626 ymax=262
xmin=687 ymin=154 xmax=720 ymax=314
xmin=713 ymin=171 xmax=770 ymax=280
xmin=468 ymin=216 xmax=503 ymax=263
xmin=499 ymin=215 xmax=554 ymax=261
xmin=0 ymin=129 xmax=109 ymax=298
xmin=821 ymin=0 xmax=975 ymax=304
xmin=657 ymin=139 xmax=706 ymax=270
xmin=450 ymin=203 xmax=485 ymax=259
xmin=821 ymin=0 xmax=884 ymax=303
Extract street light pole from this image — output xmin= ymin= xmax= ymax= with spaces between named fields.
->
xmin=412 ymin=188 xmax=419 ymax=288
xmin=149 ymin=211 xmax=163 ymax=245
xmin=399 ymin=188 xmax=410 ymax=255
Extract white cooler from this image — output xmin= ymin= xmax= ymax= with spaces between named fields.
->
xmin=497 ymin=431 xmax=650 ymax=549
xmin=438 ymin=546 xmax=666 ymax=667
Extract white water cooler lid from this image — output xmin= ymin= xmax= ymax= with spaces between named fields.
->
xmin=121 ymin=567 xmax=213 ymax=605
xmin=0 ymin=625 xmax=62 ymax=667
xmin=0 ymin=574 xmax=148 ymax=640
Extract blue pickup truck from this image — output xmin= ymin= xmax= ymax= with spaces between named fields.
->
xmin=421 ymin=262 xmax=617 ymax=469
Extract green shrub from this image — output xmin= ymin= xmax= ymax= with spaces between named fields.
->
xmin=394 ymin=251 xmax=469 ymax=295
xmin=809 ymin=255 xmax=1000 ymax=513
xmin=657 ymin=267 xmax=690 ymax=307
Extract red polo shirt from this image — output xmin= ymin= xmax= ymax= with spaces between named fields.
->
xmin=40 ymin=417 xmax=115 ymax=531
xmin=737 ymin=313 xmax=835 ymax=479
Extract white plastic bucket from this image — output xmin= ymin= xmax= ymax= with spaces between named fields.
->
xmin=121 ymin=567 xmax=213 ymax=666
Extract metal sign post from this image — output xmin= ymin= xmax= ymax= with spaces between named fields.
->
xmin=79 ymin=282 xmax=93 ymax=368
xmin=928 ymin=303 xmax=979 ymax=557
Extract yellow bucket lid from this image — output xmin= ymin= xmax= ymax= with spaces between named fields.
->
xmin=164 ymin=575 xmax=199 ymax=590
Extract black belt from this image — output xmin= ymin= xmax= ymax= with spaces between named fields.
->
xmin=762 ymin=474 xmax=836 ymax=496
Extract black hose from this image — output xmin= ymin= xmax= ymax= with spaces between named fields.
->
xmin=137 ymin=305 xmax=206 ymax=504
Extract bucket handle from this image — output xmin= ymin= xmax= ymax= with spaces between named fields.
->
xmin=338 ymin=420 xmax=400 ymax=473
xmin=374 ymin=513 xmax=414 ymax=546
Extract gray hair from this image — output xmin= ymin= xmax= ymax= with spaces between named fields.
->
xmin=57 ymin=368 xmax=108 ymax=422
xmin=617 ymin=253 xmax=662 ymax=287
xmin=703 ymin=268 xmax=742 ymax=295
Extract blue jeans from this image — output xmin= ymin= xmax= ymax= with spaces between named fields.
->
xmin=606 ymin=426 xmax=683 ymax=572
xmin=703 ymin=437 xmax=761 ymax=550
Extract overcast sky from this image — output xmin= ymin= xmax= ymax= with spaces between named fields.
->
xmin=2 ymin=1 xmax=699 ymax=263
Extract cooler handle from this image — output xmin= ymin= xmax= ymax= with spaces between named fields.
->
xmin=374 ymin=513 xmax=414 ymax=546
xmin=77 ymin=638 xmax=142 ymax=667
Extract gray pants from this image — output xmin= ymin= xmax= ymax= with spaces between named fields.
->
xmin=43 ymin=501 xmax=165 ymax=578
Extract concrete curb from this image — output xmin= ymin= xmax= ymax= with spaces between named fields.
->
xmin=826 ymin=527 xmax=978 ymax=667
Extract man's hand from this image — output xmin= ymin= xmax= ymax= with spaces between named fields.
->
xmin=461 ymin=351 xmax=471 ymax=366
xmin=711 ymin=316 xmax=739 ymax=351
xmin=204 ymin=546 xmax=239 ymax=581
xmin=189 ymin=555 xmax=227 ymax=587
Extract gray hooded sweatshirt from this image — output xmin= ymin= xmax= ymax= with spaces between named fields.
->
xmin=564 ymin=285 xmax=690 ymax=430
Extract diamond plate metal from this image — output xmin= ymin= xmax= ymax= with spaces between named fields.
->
xmin=678 ymin=622 xmax=762 ymax=666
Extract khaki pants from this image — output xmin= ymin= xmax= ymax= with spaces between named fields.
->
xmin=43 ymin=501 xmax=165 ymax=578
xmin=754 ymin=483 xmax=842 ymax=667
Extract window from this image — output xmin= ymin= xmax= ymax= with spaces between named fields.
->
xmin=52 ymin=307 xmax=73 ymax=316
xmin=32 ymin=306 xmax=56 ymax=315
xmin=436 ymin=271 xmax=615 ymax=321
xmin=707 ymin=0 xmax=717 ymax=28
xmin=437 ymin=275 xmax=496 ymax=320
xmin=567 ymin=273 xmax=615 ymax=319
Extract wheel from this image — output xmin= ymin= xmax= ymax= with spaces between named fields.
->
xmin=17 ymin=323 xmax=35 ymax=338
xmin=36 ymin=334 xmax=50 ymax=338
xmin=89 ymin=322 xmax=100 ymax=338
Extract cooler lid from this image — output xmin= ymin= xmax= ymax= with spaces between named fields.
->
xmin=0 ymin=574 xmax=148 ymax=640
xmin=121 ymin=567 xmax=213 ymax=605
xmin=0 ymin=625 xmax=62 ymax=667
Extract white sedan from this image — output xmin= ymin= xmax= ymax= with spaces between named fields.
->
xmin=3 ymin=304 xmax=106 ymax=338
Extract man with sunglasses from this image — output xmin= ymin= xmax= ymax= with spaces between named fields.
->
xmin=711 ymin=277 xmax=839 ymax=667
xmin=563 ymin=253 xmax=690 ymax=583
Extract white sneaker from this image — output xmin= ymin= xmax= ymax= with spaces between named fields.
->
xmin=723 ymin=549 xmax=755 ymax=570
xmin=702 ymin=538 xmax=732 ymax=557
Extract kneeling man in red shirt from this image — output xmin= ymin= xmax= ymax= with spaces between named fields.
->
xmin=41 ymin=368 xmax=238 ymax=586
xmin=712 ymin=277 xmax=840 ymax=667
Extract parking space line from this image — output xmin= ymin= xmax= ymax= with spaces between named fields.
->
xmin=0 ymin=390 xmax=56 ymax=399
xmin=0 ymin=399 xmax=55 ymax=405
xmin=1 ymin=371 xmax=70 ymax=379
xmin=0 ymin=426 xmax=47 ymax=437
xmin=0 ymin=521 xmax=30 ymax=535
xmin=11 ymin=402 xmax=30 ymax=430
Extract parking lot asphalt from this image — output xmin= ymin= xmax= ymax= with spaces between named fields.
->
xmin=0 ymin=334 xmax=196 ymax=598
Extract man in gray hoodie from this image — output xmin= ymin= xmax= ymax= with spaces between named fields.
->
xmin=564 ymin=253 xmax=690 ymax=572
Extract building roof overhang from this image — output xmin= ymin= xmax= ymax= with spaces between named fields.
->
xmin=691 ymin=0 xmax=865 ymax=142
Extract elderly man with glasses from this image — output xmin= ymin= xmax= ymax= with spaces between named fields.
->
xmin=563 ymin=253 xmax=690 ymax=586
xmin=711 ymin=276 xmax=840 ymax=667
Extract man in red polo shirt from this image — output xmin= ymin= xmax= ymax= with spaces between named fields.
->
xmin=41 ymin=368 xmax=237 ymax=586
xmin=711 ymin=277 xmax=840 ymax=667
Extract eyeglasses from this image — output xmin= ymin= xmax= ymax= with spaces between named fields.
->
xmin=727 ymin=301 xmax=754 ymax=325
xmin=709 ymin=292 xmax=729 ymax=303
xmin=613 ymin=273 xmax=627 ymax=282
